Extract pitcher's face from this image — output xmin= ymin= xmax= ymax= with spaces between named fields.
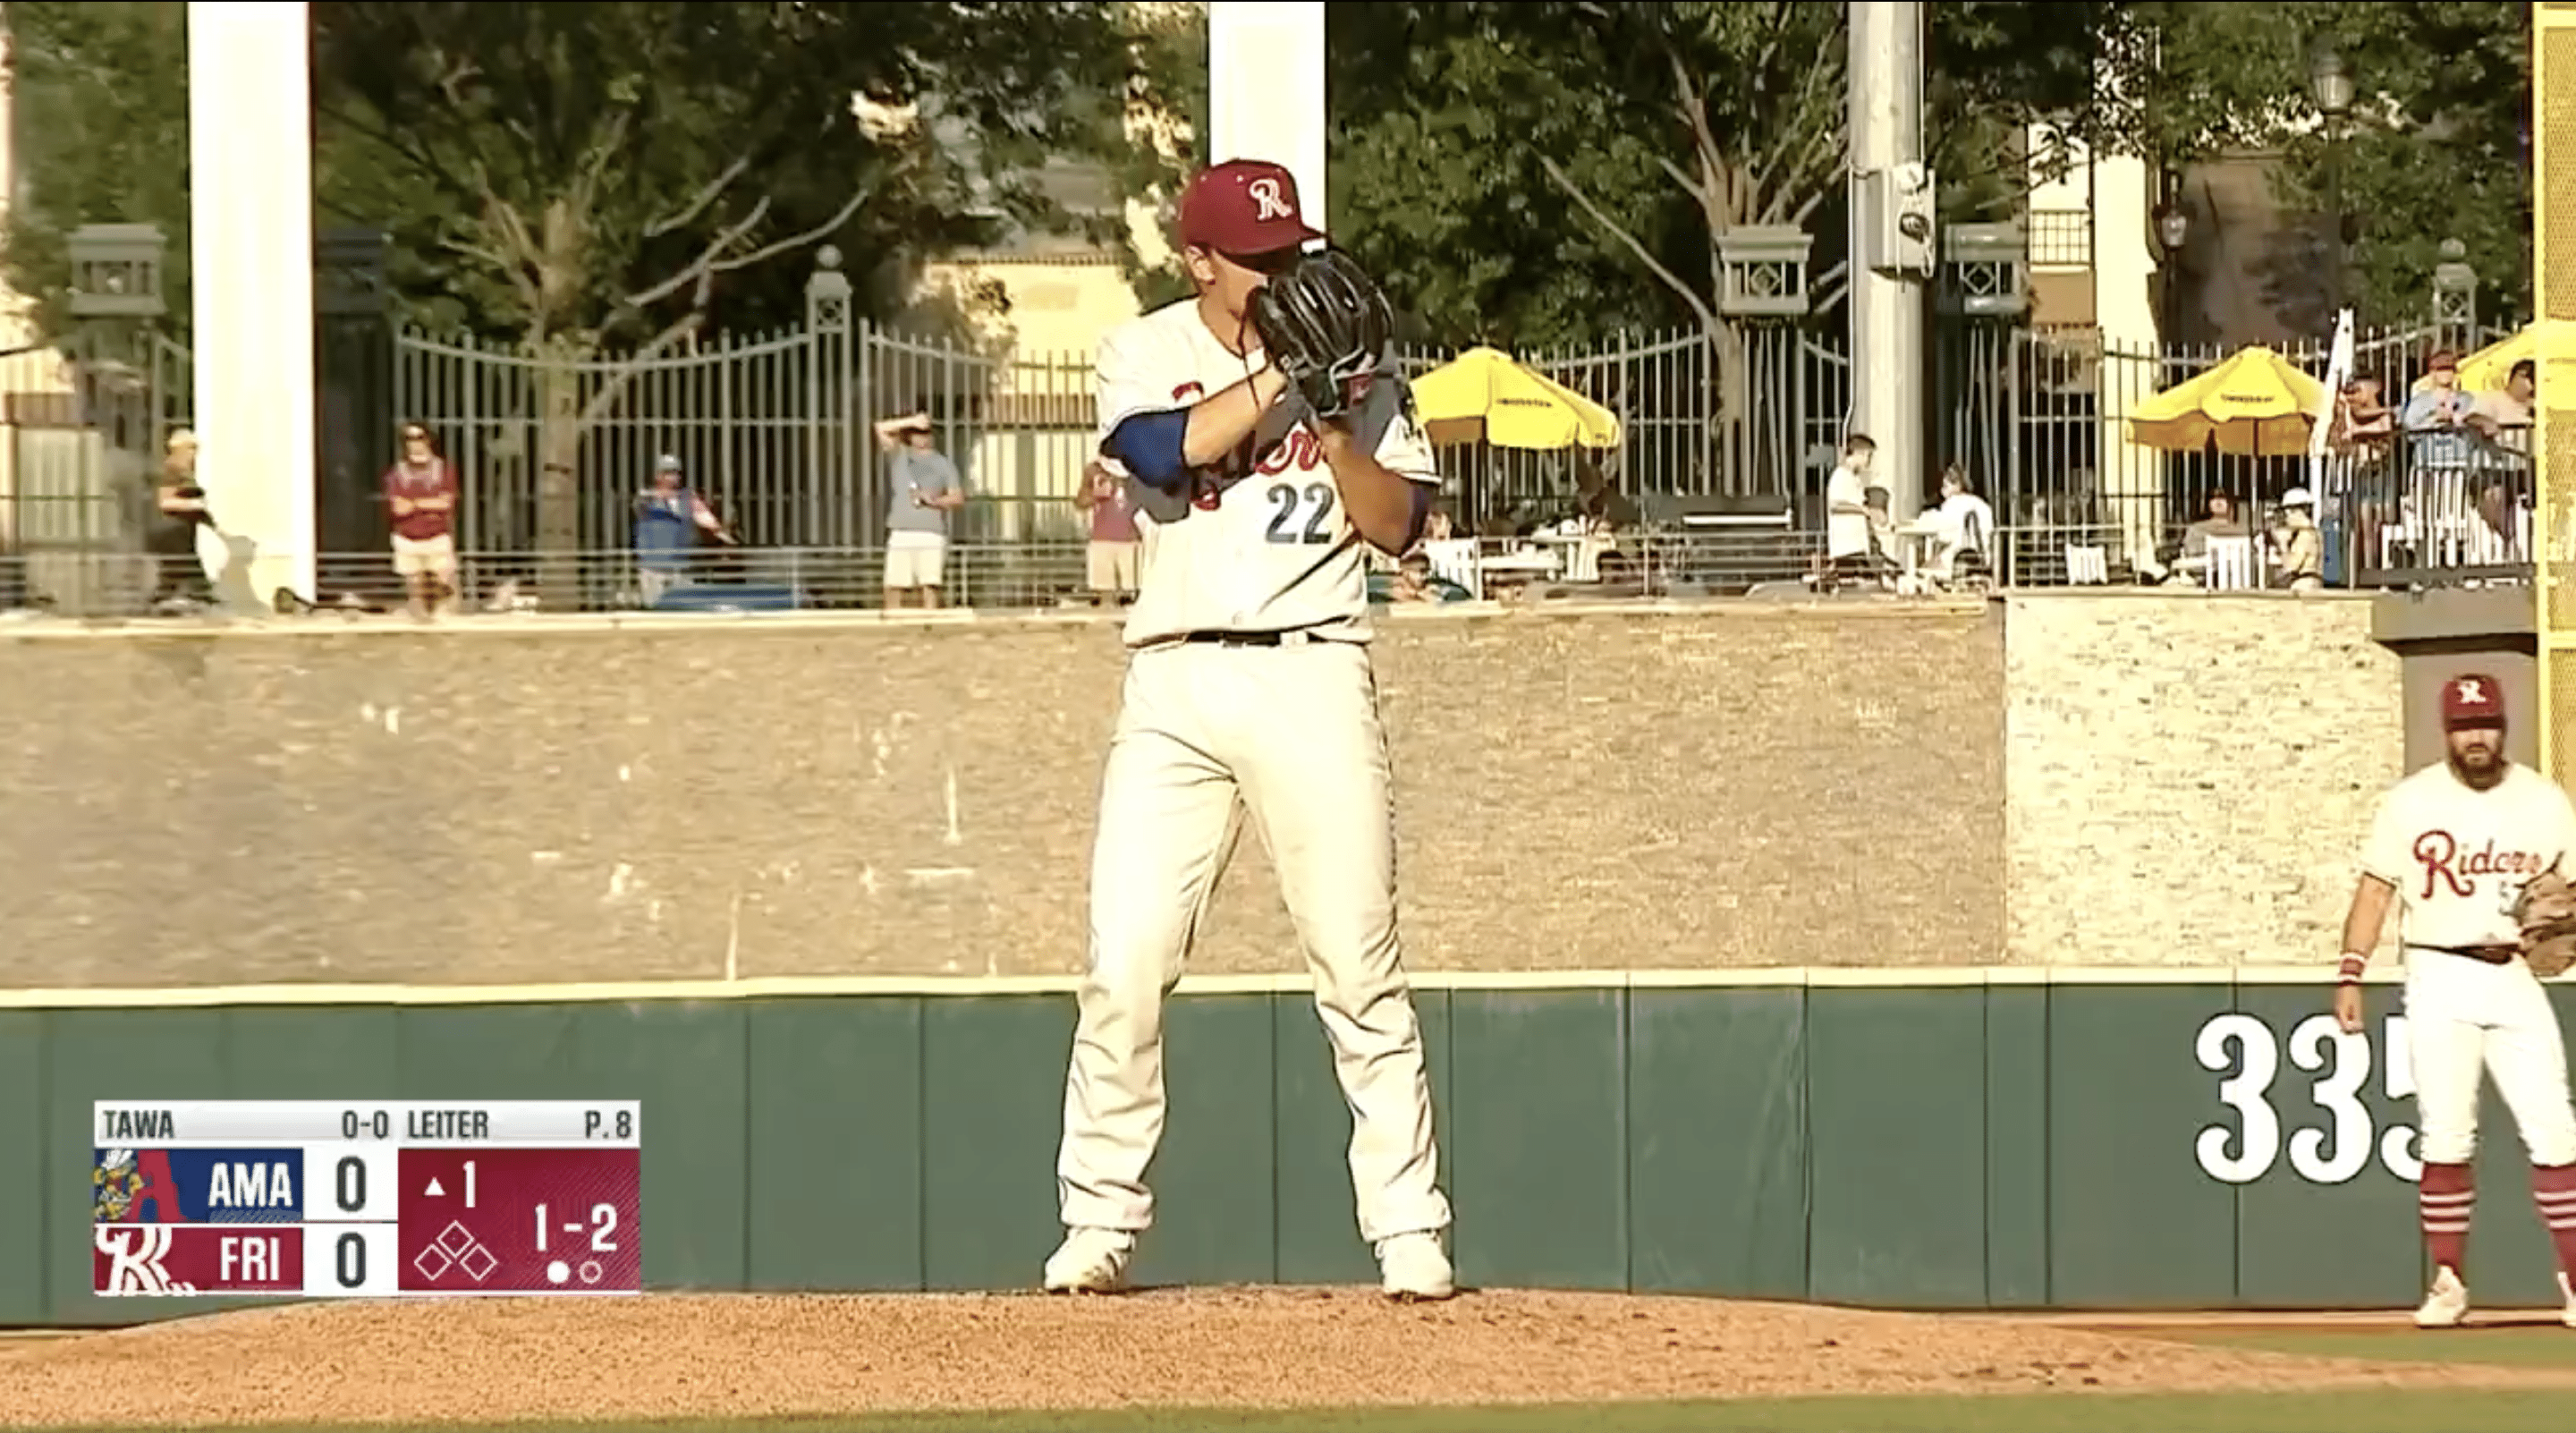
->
xmin=1189 ymin=244 xmax=1297 ymax=329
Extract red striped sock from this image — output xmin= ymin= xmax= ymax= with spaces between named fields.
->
xmin=2536 ymin=1164 xmax=2576 ymax=1280
xmin=2420 ymin=1161 xmax=2475 ymax=1274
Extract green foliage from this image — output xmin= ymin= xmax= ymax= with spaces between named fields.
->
xmin=0 ymin=2 xmax=194 ymax=341
xmin=1324 ymin=3 xmax=2139 ymax=350
xmin=2251 ymin=2 xmax=2530 ymax=327
xmin=1947 ymin=1 xmax=2529 ymax=328
xmin=0 ymin=3 xmax=1145 ymax=348
xmin=1326 ymin=5 xmax=1691 ymax=347
xmin=5 ymin=0 xmax=2526 ymax=359
xmin=309 ymin=2 xmax=1136 ymax=348
xmin=1074 ymin=2 xmax=1208 ymax=314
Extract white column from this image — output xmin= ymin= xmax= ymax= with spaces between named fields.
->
xmin=1847 ymin=1 xmax=1928 ymax=519
xmin=188 ymin=1 xmax=317 ymax=608
xmin=1207 ymin=2 xmax=1327 ymax=228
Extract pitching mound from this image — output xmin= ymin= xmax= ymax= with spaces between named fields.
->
xmin=4 ymin=1287 xmax=2572 ymax=1426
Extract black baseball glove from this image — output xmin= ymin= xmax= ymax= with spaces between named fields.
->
xmin=1249 ymin=249 xmax=1395 ymax=423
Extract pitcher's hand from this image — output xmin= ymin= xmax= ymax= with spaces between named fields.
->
xmin=2333 ymin=982 xmax=2365 ymax=1036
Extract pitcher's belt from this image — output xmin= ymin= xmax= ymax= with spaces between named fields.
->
xmin=1166 ymin=626 xmax=1356 ymax=649
xmin=2408 ymin=943 xmax=2518 ymax=966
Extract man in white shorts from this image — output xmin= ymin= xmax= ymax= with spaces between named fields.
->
xmin=875 ymin=412 xmax=965 ymax=607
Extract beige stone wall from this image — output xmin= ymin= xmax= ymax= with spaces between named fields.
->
xmin=0 ymin=601 xmax=2004 ymax=988
xmin=2003 ymin=591 xmax=2402 ymax=965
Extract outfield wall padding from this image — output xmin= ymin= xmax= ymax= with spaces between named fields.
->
xmin=4 ymin=973 xmax=2561 ymax=1327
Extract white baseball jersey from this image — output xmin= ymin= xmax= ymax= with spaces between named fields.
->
xmin=2361 ymin=760 xmax=2576 ymax=951
xmin=1093 ymin=299 xmax=1438 ymax=649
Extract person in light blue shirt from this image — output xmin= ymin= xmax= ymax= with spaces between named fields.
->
xmin=874 ymin=412 xmax=966 ymax=608
xmin=2400 ymin=351 xmax=2486 ymax=563
xmin=2402 ymin=350 xmax=2479 ymax=471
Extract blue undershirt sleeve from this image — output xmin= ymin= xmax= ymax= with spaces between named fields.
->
xmin=1104 ymin=409 xmax=1192 ymax=491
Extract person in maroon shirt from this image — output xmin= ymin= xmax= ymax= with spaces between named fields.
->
xmin=1072 ymin=458 xmax=1142 ymax=606
xmin=384 ymin=422 xmax=459 ymax=618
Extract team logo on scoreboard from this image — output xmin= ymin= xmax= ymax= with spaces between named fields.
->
xmin=92 ymin=1225 xmax=197 ymax=1295
xmin=93 ymin=1149 xmax=146 ymax=1222
xmin=88 ymin=1146 xmax=302 ymax=1224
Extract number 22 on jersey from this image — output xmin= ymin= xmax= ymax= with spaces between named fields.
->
xmin=1265 ymin=482 xmax=1337 ymax=545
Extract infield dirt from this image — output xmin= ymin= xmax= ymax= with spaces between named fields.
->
xmin=3 ymin=1288 xmax=2574 ymax=1427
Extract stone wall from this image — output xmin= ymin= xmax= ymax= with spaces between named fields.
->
xmin=0 ymin=601 xmax=2005 ymax=988
xmin=2002 ymin=591 xmax=2401 ymax=965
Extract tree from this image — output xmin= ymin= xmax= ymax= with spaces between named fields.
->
xmin=1324 ymin=3 xmax=2130 ymax=353
xmin=0 ymin=3 xmax=195 ymax=343
xmin=2243 ymin=2 xmax=2530 ymax=330
xmin=1985 ymin=1 xmax=2529 ymax=332
xmin=1073 ymin=1 xmax=1209 ymax=314
xmin=307 ymin=1 xmax=1136 ymax=587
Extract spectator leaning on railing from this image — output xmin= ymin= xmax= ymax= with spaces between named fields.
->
xmin=2403 ymin=350 xmax=2479 ymax=479
xmin=2400 ymin=350 xmax=2485 ymax=565
xmin=2329 ymin=376 xmax=2398 ymax=575
xmin=2470 ymin=359 xmax=2537 ymax=453
xmin=2335 ymin=374 xmax=2398 ymax=457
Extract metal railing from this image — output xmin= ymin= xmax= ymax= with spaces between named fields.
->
xmin=1949 ymin=324 xmax=2526 ymax=590
xmin=1 ymin=242 xmax=2529 ymax=601
xmin=2328 ymin=426 xmax=2533 ymax=590
xmin=0 ymin=521 xmax=2468 ymax=623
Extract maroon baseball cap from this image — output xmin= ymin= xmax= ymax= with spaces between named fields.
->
xmin=2441 ymin=672 xmax=2506 ymax=728
xmin=1177 ymin=159 xmax=1322 ymax=259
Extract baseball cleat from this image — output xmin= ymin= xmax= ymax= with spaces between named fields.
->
xmin=1041 ymin=1227 xmax=1135 ymax=1294
xmin=2414 ymin=1265 xmax=2470 ymax=1328
xmin=1375 ymin=1231 xmax=1456 ymax=1302
xmin=2560 ymin=1272 xmax=2575 ymax=1330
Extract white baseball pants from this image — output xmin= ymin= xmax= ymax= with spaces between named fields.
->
xmin=2404 ymin=956 xmax=2576 ymax=1167
xmin=1055 ymin=637 xmax=1453 ymax=1245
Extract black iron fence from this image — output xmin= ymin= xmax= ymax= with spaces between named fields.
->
xmin=1 ymin=241 xmax=2535 ymax=611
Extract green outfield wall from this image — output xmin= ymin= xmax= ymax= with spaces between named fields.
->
xmin=10 ymin=970 xmax=2571 ymax=1328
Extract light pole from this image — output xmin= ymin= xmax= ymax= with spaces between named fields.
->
xmin=2310 ymin=43 xmax=2355 ymax=327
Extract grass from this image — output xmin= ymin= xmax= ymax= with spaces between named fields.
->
xmin=42 ymin=1392 xmax=2576 ymax=1433
xmin=2139 ymin=1324 xmax=2576 ymax=1370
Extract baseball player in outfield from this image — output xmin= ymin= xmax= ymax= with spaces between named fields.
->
xmin=2334 ymin=674 xmax=2576 ymax=1327
xmin=1042 ymin=158 xmax=1457 ymax=1301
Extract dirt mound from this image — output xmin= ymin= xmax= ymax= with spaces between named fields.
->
xmin=4 ymin=1287 xmax=2568 ymax=1427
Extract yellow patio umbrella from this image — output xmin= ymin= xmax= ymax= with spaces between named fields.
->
xmin=2125 ymin=345 xmax=2325 ymax=456
xmin=2451 ymin=326 xmax=2532 ymax=391
xmin=1410 ymin=346 xmax=1623 ymax=450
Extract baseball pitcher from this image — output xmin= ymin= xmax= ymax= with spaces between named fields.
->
xmin=1044 ymin=158 xmax=1456 ymax=1302
xmin=2334 ymin=673 xmax=2576 ymax=1328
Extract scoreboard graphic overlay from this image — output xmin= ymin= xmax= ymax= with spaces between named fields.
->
xmin=91 ymin=1101 xmax=640 ymax=1298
